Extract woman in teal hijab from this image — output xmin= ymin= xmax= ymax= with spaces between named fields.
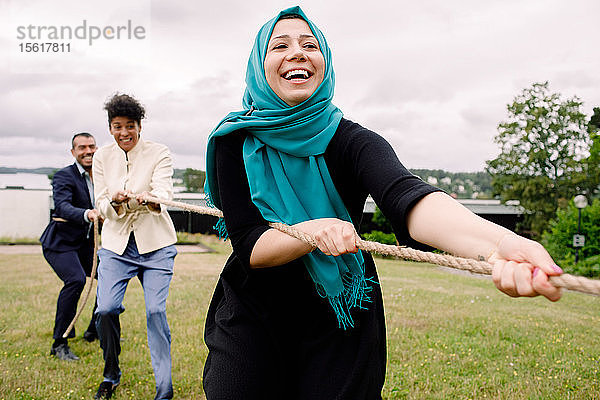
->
xmin=203 ymin=7 xmax=563 ymax=399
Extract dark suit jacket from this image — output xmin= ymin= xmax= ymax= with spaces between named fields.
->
xmin=40 ymin=163 xmax=94 ymax=252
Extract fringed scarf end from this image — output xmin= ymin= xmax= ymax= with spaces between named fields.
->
xmin=205 ymin=188 xmax=229 ymax=240
xmin=329 ymin=273 xmax=377 ymax=329
xmin=328 ymin=295 xmax=354 ymax=330
xmin=213 ymin=217 xmax=229 ymax=240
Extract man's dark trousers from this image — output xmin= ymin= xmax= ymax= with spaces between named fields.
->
xmin=43 ymin=242 xmax=96 ymax=339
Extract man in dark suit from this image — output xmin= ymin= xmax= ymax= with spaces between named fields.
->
xmin=40 ymin=132 xmax=107 ymax=360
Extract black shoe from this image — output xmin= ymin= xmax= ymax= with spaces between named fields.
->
xmin=50 ymin=343 xmax=79 ymax=361
xmin=94 ymin=381 xmax=117 ymax=399
xmin=83 ymin=329 xmax=98 ymax=342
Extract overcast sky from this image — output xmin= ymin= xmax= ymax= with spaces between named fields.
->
xmin=1 ymin=0 xmax=598 ymax=172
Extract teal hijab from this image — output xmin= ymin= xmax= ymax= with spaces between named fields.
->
xmin=204 ymin=6 xmax=371 ymax=329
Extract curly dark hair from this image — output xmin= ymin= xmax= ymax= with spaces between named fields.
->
xmin=103 ymin=93 xmax=146 ymax=124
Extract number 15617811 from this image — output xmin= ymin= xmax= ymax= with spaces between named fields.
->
xmin=19 ymin=42 xmax=71 ymax=52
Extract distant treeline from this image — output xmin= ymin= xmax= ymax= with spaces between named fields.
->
xmin=0 ymin=167 xmax=57 ymax=175
xmin=1 ymin=167 xmax=189 ymax=178
xmin=2 ymin=167 xmax=493 ymax=199
xmin=410 ymin=169 xmax=493 ymax=199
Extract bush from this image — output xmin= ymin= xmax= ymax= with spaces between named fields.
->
xmin=362 ymin=230 xmax=397 ymax=245
xmin=542 ymin=198 xmax=600 ymax=277
xmin=565 ymin=255 xmax=600 ymax=278
xmin=372 ymin=207 xmax=393 ymax=232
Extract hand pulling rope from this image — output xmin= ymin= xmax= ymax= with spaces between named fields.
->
xmin=63 ymin=193 xmax=600 ymax=337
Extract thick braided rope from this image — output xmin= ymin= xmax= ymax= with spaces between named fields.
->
xmin=62 ymin=218 xmax=99 ymax=338
xmin=146 ymin=195 xmax=600 ymax=296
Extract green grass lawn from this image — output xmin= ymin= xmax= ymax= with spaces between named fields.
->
xmin=0 ymin=237 xmax=599 ymax=399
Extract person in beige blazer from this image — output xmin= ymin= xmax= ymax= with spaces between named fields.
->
xmin=92 ymin=94 xmax=177 ymax=400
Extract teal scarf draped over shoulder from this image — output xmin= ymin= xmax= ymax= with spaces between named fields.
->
xmin=204 ymin=6 xmax=371 ymax=329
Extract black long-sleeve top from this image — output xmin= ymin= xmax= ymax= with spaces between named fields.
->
xmin=203 ymin=118 xmax=440 ymax=400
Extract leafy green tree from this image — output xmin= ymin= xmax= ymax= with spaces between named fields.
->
xmin=486 ymin=82 xmax=593 ymax=238
xmin=589 ymin=107 xmax=600 ymax=133
xmin=182 ymin=168 xmax=206 ymax=192
xmin=585 ymin=107 xmax=600 ymax=200
xmin=542 ymin=199 xmax=600 ymax=276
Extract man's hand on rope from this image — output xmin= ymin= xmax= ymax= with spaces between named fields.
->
xmin=87 ymin=209 xmax=103 ymax=223
xmin=295 ymin=218 xmax=359 ymax=256
xmin=489 ymin=234 xmax=563 ymax=302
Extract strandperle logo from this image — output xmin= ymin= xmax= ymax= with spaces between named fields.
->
xmin=16 ymin=20 xmax=146 ymax=46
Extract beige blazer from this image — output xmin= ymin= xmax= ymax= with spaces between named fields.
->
xmin=93 ymin=139 xmax=177 ymax=255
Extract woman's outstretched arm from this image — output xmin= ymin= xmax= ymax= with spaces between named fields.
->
xmin=406 ymin=191 xmax=562 ymax=301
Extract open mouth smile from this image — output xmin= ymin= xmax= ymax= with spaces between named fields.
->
xmin=282 ymin=69 xmax=313 ymax=81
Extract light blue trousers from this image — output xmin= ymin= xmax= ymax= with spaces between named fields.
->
xmin=96 ymin=233 xmax=177 ymax=400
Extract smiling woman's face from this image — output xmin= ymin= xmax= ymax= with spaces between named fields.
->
xmin=263 ymin=17 xmax=325 ymax=107
xmin=109 ymin=116 xmax=140 ymax=152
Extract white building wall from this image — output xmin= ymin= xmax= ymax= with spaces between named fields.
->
xmin=0 ymin=189 xmax=51 ymax=238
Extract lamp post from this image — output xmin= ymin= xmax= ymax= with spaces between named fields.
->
xmin=573 ymin=195 xmax=588 ymax=264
